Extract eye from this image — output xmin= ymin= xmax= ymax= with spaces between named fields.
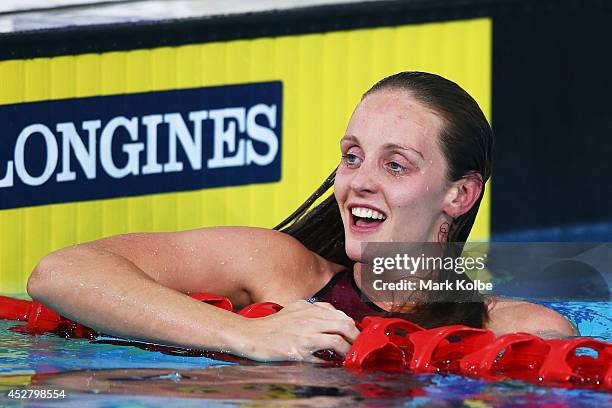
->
xmin=386 ymin=161 xmax=406 ymax=174
xmin=342 ymin=153 xmax=362 ymax=168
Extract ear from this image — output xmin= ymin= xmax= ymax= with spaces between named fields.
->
xmin=442 ymin=173 xmax=483 ymax=219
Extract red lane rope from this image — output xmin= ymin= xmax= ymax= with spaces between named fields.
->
xmin=1 ymin=294 xmax=610 ymax=390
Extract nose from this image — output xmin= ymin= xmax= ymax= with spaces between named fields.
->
xmin=349 ymin=160 xmax=379 ymax=195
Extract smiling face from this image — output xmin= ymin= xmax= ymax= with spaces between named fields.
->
xmin=334 ymin=89 xmax=455 ymax=261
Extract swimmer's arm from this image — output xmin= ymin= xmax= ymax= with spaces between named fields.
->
xmin=26 ymin=242 xmax=250 ymax=352
xmin=26 ymin=227 xmax=353 ymax=360
xmin=485 ymin=297 xmax=578 ymax=338
xmin=30 ymin=227 xmax=328 ymax=306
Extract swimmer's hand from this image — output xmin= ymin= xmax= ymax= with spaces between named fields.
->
xmin=233 ymin=300 xmax=360 ymax=362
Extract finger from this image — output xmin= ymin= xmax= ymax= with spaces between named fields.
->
xmin=311 ymin=334 xmax=351 ymax=356
xmin=312 ymin=303 xmax=352 ymax=322
xmin=315 ymin=318 xmax=360 ymax=342
xmin=311 ymin=305 xmax=354 ymax=323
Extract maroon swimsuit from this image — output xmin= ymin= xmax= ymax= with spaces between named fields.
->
xmin=309 ymin=269 xmax=388 ymax=321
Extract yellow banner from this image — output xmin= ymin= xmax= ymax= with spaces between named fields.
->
xmin=0 ymin=18 xmax=491 ymax=292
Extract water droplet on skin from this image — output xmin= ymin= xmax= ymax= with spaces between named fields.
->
xmin=254 ymin=248 xmax=260 ymax=253
xmin=220 ymin=261 xmax=225 ymax=265
xmin=249 ymin=257 xmax=253 ymax=261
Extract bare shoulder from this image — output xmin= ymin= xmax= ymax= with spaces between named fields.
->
xmin=224 ymin=228 xmax=345 ymax=304
xmin=485 ymin=296 xmax=578 ymax=338
xmin=174 ymin=226 xmax=344 ymax=305
xmin=88 ymin=226 xmax=307 ymax=271
xmin=87 ymin=226 xmax=341 ymax=306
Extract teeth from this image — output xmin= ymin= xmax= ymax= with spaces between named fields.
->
xmin=351 ymin=207 xmax=386 ymax=220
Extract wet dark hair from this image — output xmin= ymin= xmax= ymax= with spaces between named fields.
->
xmin=274 ymin=72 xmax=493 ymax=328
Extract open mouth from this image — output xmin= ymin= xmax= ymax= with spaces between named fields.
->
xmin=349 ymin=206 xmax=387 ymax=231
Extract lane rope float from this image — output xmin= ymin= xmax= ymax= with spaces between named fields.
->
xmin=1 ymin=294 xmax=610 ymax=390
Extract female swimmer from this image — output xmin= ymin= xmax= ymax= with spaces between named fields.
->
xmin=27 ymin=72 xmax=576 ymax=362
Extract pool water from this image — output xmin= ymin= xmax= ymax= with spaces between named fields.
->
xmin=0 ymin=301 xmax=610 ymax=407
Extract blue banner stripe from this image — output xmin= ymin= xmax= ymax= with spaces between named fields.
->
xmin=0 ymin=81 xmax=282 ymax=210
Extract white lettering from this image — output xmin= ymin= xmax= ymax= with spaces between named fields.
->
xmin=141 ymin=114 xmax=163 ymax=175
xmin=373 ymin=257 xmax=384 ymax=274
xmin=420 ymin=280 xmax=433 ymax=290
xmin=2 ymin=98 xmax=280 ymax=191
xmin=56 ymin=120 xmax=100 ymax=182
xmin=15 ymin=124 xmax=58 ymax=186
xmin=246 ymin=104 xmax=278 ymax=166
xmin=0 ymin=160 xmax=13 ymax=188
xmin=100 ymin=116 xmax=143 ymax=179
xmin=163 ymin=111 xmax=205 ymax=172
xmin=207 ymin=108 xmax=246 ymax=168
